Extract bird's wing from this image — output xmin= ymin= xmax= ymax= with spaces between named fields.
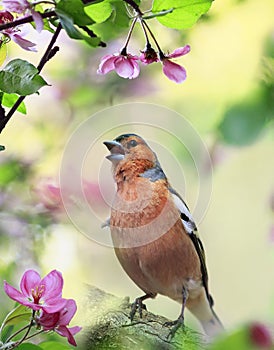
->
xmin=168 ymin=186 xmax=197 ymax=234
xmin=169 ymin=187 xmax=213 ymax=307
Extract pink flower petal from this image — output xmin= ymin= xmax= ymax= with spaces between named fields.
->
xmin=31 ymin=9 xmax=43 ymax=33
xmin=167 ymin=45 xmax=191 ymax=59
xmin=41 ymin=269 xmax=63 ymax=301
xmin=56 ymin=326 xmax=78 ymax=346
xmin=42 ymin=297 xmax=67 ymax=313
xmin=20 ymin=269 xmax=41 ymax=297
xmin=4 ymin=281 xmax=27 ymax=304
xmin=9 ymin=33 xmax=37 ymax=51
xmin=2 ymin=0 xmax=29 ymax=13
xmin=59 ymin=299 xmax=77 ymax=326
xmin=114 ymin=56 xmax=134 ymax=78
xmin=97 ymin=55 xmax=117 ymax=75
xmin=130 ymin=59 xmax=140 ymax=79
xmin=162 ymin=59 xmax=187 ymax=83
xmin=37 ymin=311 xmax=60 ymax=330
xmin=69 ymin=326 xmax=82 ymax=336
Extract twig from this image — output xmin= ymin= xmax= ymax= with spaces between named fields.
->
xmin=13 ymin=310 xmax=36 ymax=348
xmin=0 ymin=10 xmax=57 ymax=31
xmin=122 ymin=0 xmax=143 ymax=16
xmin=79 ymin=26 xmax=106 ymax=47
xmin=0 ymin=23 xmax=62 ymax=134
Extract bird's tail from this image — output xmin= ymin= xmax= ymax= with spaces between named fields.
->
xmin=187 ymin=289 xmax=224 ymax=337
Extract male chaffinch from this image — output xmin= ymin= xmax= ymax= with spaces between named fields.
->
xmin=104 ymin=133 xmax=223 ymax=337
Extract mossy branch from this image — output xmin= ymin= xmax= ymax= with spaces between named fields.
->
xmin=79 ymin=286 xmax=208 ymax=350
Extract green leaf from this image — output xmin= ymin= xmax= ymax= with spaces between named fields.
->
xmin=0 ymin=41 xmax=7 ymax=67
xmin=17 ymin=344 xmax=43 ymax=350
xmin=0 ymin=59 xmax=48 ymax=96
xmin=40 ymin=341 xmax=72 ymax=350
xmin=1 ymin=304 xmax=32 ymax=331
xmin=84 ymin=1 xmax=113 ymax=23
xmin=56 ymin=9 xmax=100 ymax=46
xmin=90 ymin=1 xmax=130 ymax=41
xmin=56 ymin=0 xmax=94 ymax=26
xmin=218 ymin=94 xmax=269 ymax=146
xmin=152 ymin=0 xmax=213 ymax=29
xmin=0 ymin=145 xmax=5 ymax=151
xmin=0 ymin=159 xmax=29 ymax=185
xmin=209 ymin=328 xmax=255 ymax=350
xmin=2 ymin=93 xmax=27 ymax=114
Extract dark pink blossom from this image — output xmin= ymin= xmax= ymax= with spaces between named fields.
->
xmin=37 ymin=299 xmax=82 ymax=346
xmin=0 ymin=10 xmax=36 ymax=51
xmin=161 ymin=45 xmax=190 ymax=83
xmin=249 ymin=322 xmax=273 ymax=348
xmin=4 ymin=269 xmax=67 ymax=313
xmin=1 ymin=0 xmax=44 ymax=32
xmin=97 ymin=53 xmax=140 ymax=79
xmin=139 ymin=46 xmax=159 ymax=65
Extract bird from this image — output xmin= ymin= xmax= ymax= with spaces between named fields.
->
xmin=103 ymin=133 xmax=223 ymax=337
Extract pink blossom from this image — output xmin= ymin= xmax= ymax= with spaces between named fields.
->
xmin=37 ymin=299 xmax=82 ymax=346
xmin=4 ymin=269 xmax=67 ymax=313
xmin=0 ymin=11 xmax=36 ymax=50
xmin=33 ymin=178 xmax=63 ymax=212
xmin=161 ymin=45 xmax=190 ymax=83
xmin=1 ymin=0 xmax=44 ymax=32
xmin=139 ymin=46 xmax=159 ymax=65
xmin=97 ymin=53 xmax=140 ymax=79
xmin=2 ymin=0 xmax=29 ymax=14
xmin=249 ymin=322 xmax=273 ymax=348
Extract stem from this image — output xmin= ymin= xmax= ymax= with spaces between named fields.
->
xmin=13 ymin=310 xmax=35 ymax=348
xmin=120 ymin=17 xmax=137 ymax=56
xmin=122 ymin=0 xmax=143 ymax=16
xmin=139 ymin=19 xmax=150 ymax=47
xmin=142 ymin=8 xmax=174 ymax=20
xmin=142 ymin=20 xmax=164 ymax=58
xmin=0 ymin=11 xmax=56 ymax=31
xmin=24 ymin=329 xmax=44 ymax=341
xmin=0 ymin=23 xmax=62 ymax=134
xmin=5 ymin=325 xmax=30 ymax=343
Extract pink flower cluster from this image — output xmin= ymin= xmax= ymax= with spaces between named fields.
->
xmin=4 ymin=269 xmax=82 ymax=346
xmin=0 ymin=10 xmax=36 ymax=51
xmin=0 ymin=0 xmax=44 ymax=51
xmin=97 ymin=45 xmax=190 ymax=84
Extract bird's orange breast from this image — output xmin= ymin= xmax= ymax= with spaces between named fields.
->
xmin=110 ymin=177 xmax=202 ymax=300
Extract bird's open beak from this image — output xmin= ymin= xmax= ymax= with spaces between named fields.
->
xmin=103 ymin=141 xmax=125 ymax=163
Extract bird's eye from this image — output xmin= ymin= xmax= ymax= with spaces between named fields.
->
xmin=127 ymin=139 xmax=138 ymax=148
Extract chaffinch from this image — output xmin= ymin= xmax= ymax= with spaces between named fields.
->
xmin=104 ymin=133 xmax=223 ymax=337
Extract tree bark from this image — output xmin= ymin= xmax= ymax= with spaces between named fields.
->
xmin=79 ymin=286 xmax=207 ymax=350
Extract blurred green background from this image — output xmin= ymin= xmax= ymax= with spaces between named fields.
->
xmin=0 ymin=0 xmax=274 ymax=346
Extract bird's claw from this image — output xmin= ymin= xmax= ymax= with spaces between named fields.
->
xmin=164 ymin=317 xmax=185 ymax=339
xmin=130 ymin=297 xmax=147 ymax=321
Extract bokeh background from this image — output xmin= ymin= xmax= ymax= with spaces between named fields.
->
xmin=0 ymin=0 xmax=274 ymax=345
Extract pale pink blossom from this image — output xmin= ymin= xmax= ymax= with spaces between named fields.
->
xmin=0 ymin=10 xmax=36 ymax=50
xmin=4 ymin=269 xmax=67 ymax=313
xmin=37 ymin=299 xmax=82 ymax=346
xmin=33 ymin=178 xmax=63 ymax=211
xmin=97 ymin=53 xmax=140 ymax=79
xmin=161 ymin=45 xmax=190 ymax=83
xmin=1 ymin=0 xmax=44 ymax=32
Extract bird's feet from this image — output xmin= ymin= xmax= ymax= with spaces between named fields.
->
xmin=130 ymin=297 xmax=147 ymax=321
xmin=164 ymin=316 xmax=185 ymax=339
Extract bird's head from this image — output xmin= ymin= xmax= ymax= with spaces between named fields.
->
xmin=104 ymin=134 xmax=157 ymax=181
